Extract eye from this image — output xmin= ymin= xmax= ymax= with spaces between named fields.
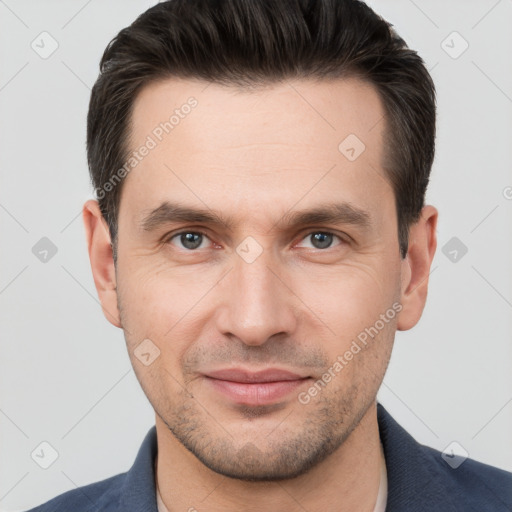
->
xmin=164 ymin=230 xmax=345 ymax=252
xmin=167 ymin=231 xmax=212 ymax=251
xmin=296 ymin=231 xmax=344 ymax=250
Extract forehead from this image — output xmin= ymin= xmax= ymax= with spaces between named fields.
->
xmin=129 ymin=76 xmax=385 ymax=152
xmin=121 ymin=76 xmax=392 ymax=231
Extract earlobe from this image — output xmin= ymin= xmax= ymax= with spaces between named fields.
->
xmin=82 ymin=199 xmax=122 ymax=328
xmin=396 ymin=205 xmax=438 ymax=331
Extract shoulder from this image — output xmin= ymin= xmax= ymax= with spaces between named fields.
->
xmin=24 ymin=472 xmax=127 ymax=512
xmin=24 ymin=426 xmax=158 ymax=512
xmin=419 ymin=442 xmax=512 ymax=509
xmin=377 ymin=403 xmax=512 ymax=511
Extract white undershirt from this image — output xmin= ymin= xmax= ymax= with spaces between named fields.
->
xmin=374 ymin=442 xmax=388 ymax=512
xmin=156 ymin=444 xmax=388 ymax=512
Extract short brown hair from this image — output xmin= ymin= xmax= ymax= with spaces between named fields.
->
xmin=87 ymin=0 xmax=436 ymax=259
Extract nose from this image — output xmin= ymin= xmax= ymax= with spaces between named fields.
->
xmin=214 ymin=245 xmax=298 ymax=347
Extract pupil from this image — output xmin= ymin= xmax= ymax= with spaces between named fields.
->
xmin=312 ymin=232 xmax=332 ymax=249
xmin=182 ymin=233 xmax=201 ymax=249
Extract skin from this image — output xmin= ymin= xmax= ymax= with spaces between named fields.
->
xmin=83 ymin=77 xmax=437 ymax=512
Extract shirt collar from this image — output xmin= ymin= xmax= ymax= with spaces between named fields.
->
xmin=118 ymin=424 xmax=159 ymax=512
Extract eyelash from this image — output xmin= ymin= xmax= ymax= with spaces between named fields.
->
xmin=163 ymin=229 xmax=348 ymax=251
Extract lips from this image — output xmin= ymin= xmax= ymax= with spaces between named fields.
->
xmin=202 ymin=368 xmax=311 ymax=406
xmin=205 ymin=368 xmax=307 ymax=382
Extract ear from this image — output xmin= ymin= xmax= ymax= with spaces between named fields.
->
xmin=397 ymin=205 xmax=438 ymax=331
xmin=82 ymin=199 xmax=122 ymax=328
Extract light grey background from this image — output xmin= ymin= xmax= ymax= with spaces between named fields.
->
xmin=1 ymin=0 xmax=511 ymax=510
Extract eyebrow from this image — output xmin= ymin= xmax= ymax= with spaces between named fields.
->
xmin=140 ymin=200 xmax=372 ymax=233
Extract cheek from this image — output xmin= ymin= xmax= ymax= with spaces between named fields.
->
xmin=294 ymin=258 xmax=400 ymax=341
xmin=116 ymin=262 xmax=221 ymax=346
xmin=303 ymin=268 xmax=398 ymax=398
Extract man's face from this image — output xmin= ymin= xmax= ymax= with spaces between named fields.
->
xmin=114 ymin=77 xmax=404 ymax=479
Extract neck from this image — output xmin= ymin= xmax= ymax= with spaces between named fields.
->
xmin=155 ymin=402 xmax=383 ymax=512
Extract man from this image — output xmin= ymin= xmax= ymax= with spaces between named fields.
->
xmin=26 ymin=0 xmax=512 ymax=510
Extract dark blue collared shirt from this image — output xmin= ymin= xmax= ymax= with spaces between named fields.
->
xmin=25 ymin=404 xmax=512 ymax=511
